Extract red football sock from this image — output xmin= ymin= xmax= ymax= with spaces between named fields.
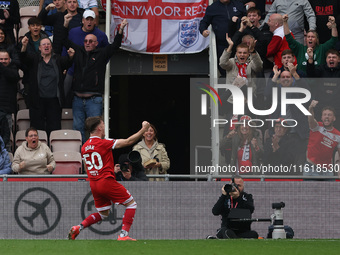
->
xmin=122 ymin=208 xmax=136 ymax=233
xmin=81 ymin=212 xmax=102 ymax=229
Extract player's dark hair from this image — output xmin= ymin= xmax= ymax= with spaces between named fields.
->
xmin=25 ymin=127 xmax=38 ymax=137
xmin=322 ymin=106 xmax=336 ymax=116
xmin=85 ymin=116 xmax=103 ymax=133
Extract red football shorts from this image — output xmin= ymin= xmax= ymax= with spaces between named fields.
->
xmin=89 ymin=177 xmax=133 ymax=211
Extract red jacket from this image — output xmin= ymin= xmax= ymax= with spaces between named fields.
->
xmin=266 ymin=26 xmax=296 ymax=68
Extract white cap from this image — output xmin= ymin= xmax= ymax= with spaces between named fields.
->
xmin=83 ymin=10 xmax=96 ymax=19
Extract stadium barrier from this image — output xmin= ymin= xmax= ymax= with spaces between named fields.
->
xmin=1 ymin=174 xmax=339 ymax=181
xmin=0 ymin=177 xmax=339 ymax=239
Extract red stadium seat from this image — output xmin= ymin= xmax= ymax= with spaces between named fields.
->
xmin=16 ymin=109 xmax=30 ymax=131
xmin=49 ymin=130 xmax=82 ymax=152
xmin=61 ymin=108 xmax=73 ymax=130
xmin=52 ymin=151 xmax=82 ymax=175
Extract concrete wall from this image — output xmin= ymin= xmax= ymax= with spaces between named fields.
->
xmin=1 ymin=181 xmax=339 ymax=239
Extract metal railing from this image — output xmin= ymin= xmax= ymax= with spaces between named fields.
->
xmin=0 ymin=174 xmax=339 ymax=182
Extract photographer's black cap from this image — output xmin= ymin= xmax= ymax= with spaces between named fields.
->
xmin=118 ymin=154 xmax=129 ymax=165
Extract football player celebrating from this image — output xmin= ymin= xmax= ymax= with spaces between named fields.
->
xmin=68 ymin=116 xmax=150 ymax=241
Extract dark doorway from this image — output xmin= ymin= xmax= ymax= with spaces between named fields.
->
xmin=109 ymin=75 xmax=191 ymax=175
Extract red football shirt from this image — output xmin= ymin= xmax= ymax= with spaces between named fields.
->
xmin=307 ymin=122 xmax=340 ymax=166
xmin=81 ymin=136 xmax=118 ymax=181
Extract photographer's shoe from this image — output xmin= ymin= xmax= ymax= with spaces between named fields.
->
xmin=225 ymin=229 xmax=238 ymax=239
xmin=206 ymin=235 xmax=218 ymax=239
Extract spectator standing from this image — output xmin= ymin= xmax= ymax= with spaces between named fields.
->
xmin=12 ymin=127 xmax=56 ymax=175
xmin=306 ymin=49 xmax=340 ymax=130
xmin=265 ymin=70 xmax=310 ymax=142
xmin=199 ymin=0 xmax=247 ymax=77
xmin=219 ymin=116 xmax=263 ymax=174
xmin=18 ymin=17 xmax=49 ymax=54
xmin=18 ymin=17 xmax=49 ymax=109
xmin=39 ymin=0 xmax=67 ymax=37
xmin=0 ymin=49 xmax=19 ymax=140
xmin=266 ymin=13 xmax=293 ymax=69
xmin=0 ymin=0 xmax=19 ymax=45
xmin=219 ymin=35 xmax=262 ymax=119
xmin=232 ymin=7 xmax=273 ymax=71
xmin=0 ymin=136 xmax=11 ymax=174
xmin=77 ymin=0 xmax=99 ymax=26
xmin=0 ymin=110 xmax=10 ymax=151
xmin=268 ymin=49 xmax=304 ymax=79
xmin=38 ymin=0 xmax=83 ymax=54
xmin=283 ymin=14 xmax=338 ymax=73
xmin=263 ymin=118 xmax=301 ymax=169
xmin=20 ymin=37 xmax=74 ymax=136
xmin=309 ymin=0 xmax=340 ymax=44
xmin=62 ymin=18 xmax=127 ymax=143
xmin=304 ymin=101 xmax=340 ymax=179
xmin=63 ymin=9 xmax=109 ymax=108
xmin=263 ymin=0 xmax=316 ymax=44
xmin=0 ymin=25 xmax=19 ymax=68
xmin=133 ymin=124 xmax=170 ymax=181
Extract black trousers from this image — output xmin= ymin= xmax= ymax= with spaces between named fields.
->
xmin=216 ymin=227 xmax=259 ymax=239
xmin=30 ymin=97 xmax=61 ymax=137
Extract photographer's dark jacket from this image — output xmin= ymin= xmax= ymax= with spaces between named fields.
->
xmin=212 ymin=192 xmax=254 ymax=232
xmin=115 ymin=170 xmax=148 ymax=181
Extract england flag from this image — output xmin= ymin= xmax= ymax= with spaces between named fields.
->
xmin=101 ymin=0 xmax=209 ymax=54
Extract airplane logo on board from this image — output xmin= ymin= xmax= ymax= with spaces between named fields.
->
xmin=22 ymin=198 xmax=51 ymax=228
xmin=14 ymin=187 xmax=62 ymax=235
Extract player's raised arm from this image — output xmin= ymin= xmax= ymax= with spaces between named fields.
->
xmin=115 ymin=121 xmax=150 ymax=149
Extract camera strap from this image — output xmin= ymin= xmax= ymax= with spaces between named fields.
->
xmin=230 ymin=197 xmax=238 ymax=209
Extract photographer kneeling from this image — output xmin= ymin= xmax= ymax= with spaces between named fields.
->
xmin=114 ymin=151 xmax=148 ymax=181
xmin=208 ymin=175 xmax=258 ymax=239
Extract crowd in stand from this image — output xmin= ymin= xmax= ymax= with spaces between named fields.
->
xmin=0 ymin=0 xmax=170 ymax=178
xmin=201 ymin=0 xmax=340 ymax=178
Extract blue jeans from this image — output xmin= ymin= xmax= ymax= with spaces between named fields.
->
xmin=72 ymin=95 xmax=103 ymax=143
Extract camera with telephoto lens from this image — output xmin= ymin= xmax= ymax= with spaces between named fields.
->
xmin=272 ymin=202 xmax=285 ymax=210
xmin=224 ymin=183 xmax=239 ymax=193
xmin=120 ymin=163 xmax=130 ymax=172
xmin=123 ymin=151 xmax=145 ymax=173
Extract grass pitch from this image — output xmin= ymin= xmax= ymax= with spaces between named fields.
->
xmin=1 ymin=239 xmax=340 ymax=255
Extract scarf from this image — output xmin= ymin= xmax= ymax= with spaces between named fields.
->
xmin=235 ymin=62 xmax=248 ymax=78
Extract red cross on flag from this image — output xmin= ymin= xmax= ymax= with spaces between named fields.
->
xmin=101 ymin=0 xmax=209 ymax=54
